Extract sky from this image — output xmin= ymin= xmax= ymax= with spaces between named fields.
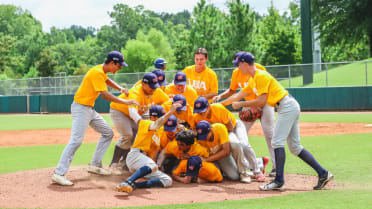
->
xmin=0 ymin=0 xmax=292 ymax=32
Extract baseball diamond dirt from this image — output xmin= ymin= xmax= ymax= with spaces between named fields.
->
xmin=1 ymin=121 xmax=369 ymax=208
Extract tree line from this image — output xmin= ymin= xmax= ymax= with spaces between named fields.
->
xmin=0 ymin=0 xmax=370 ymax=80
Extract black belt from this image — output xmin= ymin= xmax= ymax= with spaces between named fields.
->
xmin=276 ymin=94 xmax=292 ymax=106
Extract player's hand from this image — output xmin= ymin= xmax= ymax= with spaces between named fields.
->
xmin=125 ymin=99 xmax=139 ymax=106
xmin=212 ymin=95 xmax=221 ymax=103
xmin=170 ymin=101 xmax=183 ymax=112
xmin=180 ymin=152 xmax=191 ymax=160
xmin=120 ymin=88 xmax=129 ymax=96
xmin=168 ymin=94 xmax=175 ymax=99
xmin=232 ymin=102 xmax=241 ymax=109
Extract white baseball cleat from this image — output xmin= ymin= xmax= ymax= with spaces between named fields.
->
xmin=87 ymin=165 xmax=111 ymax=175
xmin=51 ymin=173 xmax=73 ymax=186
xmin=240 ymin=171 xmax=252 ymax=183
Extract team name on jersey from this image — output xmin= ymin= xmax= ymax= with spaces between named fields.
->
xmin=238 ymin=82 xmax=249 ymax=88
xmin=209 ymin=145 xmax=221 ymax=154
xmin=152 ymin=134 xmax=160 ymax=146
xmin=253 ymin=88 xmax=258 ymax=96
xmin=188 ymin=79 xmax=206 ymax=90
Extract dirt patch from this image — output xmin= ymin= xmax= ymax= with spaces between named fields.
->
xmin=0 ymin=166 xmax=336 ymax=208
xmin=1 ymin=122 xmax=372 ymax=147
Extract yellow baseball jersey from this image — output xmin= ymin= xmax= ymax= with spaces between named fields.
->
xmin=110 ymin=84 xmax=169 ymax=116
xmin=164 ymin=84 xmax=198 ymax=107
xmin=197 ymin=123 xmax=229 ymax=155
xmin=183 ymin=65 xmax=218 ymax=99
xmin=74 ymin=65 xmax=108 ymax=107
xmin=194 ymin=103 xmax=236 ymax=128
xmin=160 ymin=131 xmax=176 ymax=149
xmin=242 ymin=70 xmax=288 ymax=107
xmin=165 ymin=140 xmax=209 ymax=159
xmin=230 ymin=63 xmax=266 ymax=101
xmin=162 ymin=100 xmax=195 ymax=129
xmin=131 ymin=120 xmax=163 ymax=156
xmin=172 ymin=159 xmax=223 ymax=182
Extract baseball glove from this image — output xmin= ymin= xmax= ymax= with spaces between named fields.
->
xmin=239 ymin=107 xmax=262 ymax=122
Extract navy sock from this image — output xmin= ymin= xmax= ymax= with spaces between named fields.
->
xmin=298 ymin=148 xmax=327 ymax=176
xmin=134 ymin=179 xmax=164 ymax=188
xmin=274 ymin=147 xmax=286 ymax=184
xmin=127 ymin=166 xmax=152 ymax=183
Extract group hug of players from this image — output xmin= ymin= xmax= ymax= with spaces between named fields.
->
xmin=52 ymin=48 xmax=333 ymax=193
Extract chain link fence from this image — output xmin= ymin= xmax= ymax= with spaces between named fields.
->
xmin=0 ymin=60 xmax=371 ymax=96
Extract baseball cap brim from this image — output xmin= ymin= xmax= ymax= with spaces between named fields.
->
xmin=232 ymin=59 xmax=239 ymax=67
xmin=193 ymin=107 xmax=207 ymax=113
xmin=120 ymin=61 xmax=128 ymax=67
xmin=149 ymin=83 xmax=160 ymax=89
xmin=176 ymin=105 xmax=187 ymax=111
xmin=158 ymin=80 xmax=167 ymax=86
xmin=174 ymin=80 xmax=187 ymax=86
xmin=164 ymin=125 xmax=177 ymax=132
xmin=197 ymin=133 xmax=208 ymax=140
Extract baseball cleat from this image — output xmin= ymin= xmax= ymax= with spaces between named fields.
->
xmin=87 ymin=165 xmax=111 ymax=176
xmin=51 ymin=173 xmax=73 ymax=186
xmin=269 ymin=168 xmax=276 ymax=177
xmin=259 ymin=180 xmax=285 ymax=191
xmin=116 ymin=181 xmax=134 ymax=193
xmin=255 ymin=174 xmax=266 ymax=182
xmin=313 ymin=171 xmax=334 ymax=190
xmin=239 ymin=171 xmax=252 ymax=183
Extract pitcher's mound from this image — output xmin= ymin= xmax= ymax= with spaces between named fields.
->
xmin=0 ymin=166 xmax=334 ymax=208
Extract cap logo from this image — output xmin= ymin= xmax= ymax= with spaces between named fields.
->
xmin=158 ymin=75 xmax=164 ymax=81
xmin=177 ymin=75 xmax=184 ymax=80
xmin=113 ymin=57 xmax=119 ymax=61
xmin=151 ymin=112 xmax=157 ymax=116
xmin=196 ymin=103 xmax=201 ymax=108
xmin=188 ymin=165 xmax=195 ymax=170
xmin=152 ymin=78 xmax=157 ymax=83
xmin=167 ymin=121 xmax=173 ymax=126
xmin=143 ymin=78 xmax=149 ymax=83
xmin=197 ymin=129 xmax=203 ymax=134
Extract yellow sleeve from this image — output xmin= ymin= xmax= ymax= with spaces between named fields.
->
xmin=229 ymin=69 xmax=240 ymax=90
xmin=209 ymin=69 xmax=218 ymax=94
xmin=91 ymin=70 xmax=108 ymax=92
xmin=172 ymin=160 xmax=187 ymax=176
xmin=153 ymin=88 xmax=170 ymax=105
xmin=255 ymin=74 xmax=272 ymax=96
xmin=189 ymin=142 xmax=210 ymax=157
xmin=214 ymin=124 xmax=229 ymax=144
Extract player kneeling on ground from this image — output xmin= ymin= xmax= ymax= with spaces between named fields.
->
xmin=116 ymin=102 xmax=182 ymax=193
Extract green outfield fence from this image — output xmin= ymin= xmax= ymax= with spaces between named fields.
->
xmin=1 ymin=86 xmax=372 ymax=113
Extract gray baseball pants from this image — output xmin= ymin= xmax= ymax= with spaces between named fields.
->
xmin=55 ymin=102 xmax=113 ymax=175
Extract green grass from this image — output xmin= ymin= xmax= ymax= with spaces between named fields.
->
xmin=1 ymin=113 xmax=371 ymax=131
xmin=280 ymin=59 xmax=372 ymax=88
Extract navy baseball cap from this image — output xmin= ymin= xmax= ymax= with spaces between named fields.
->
xmin=164 ymin=115 xmax=178 ymax=132
xmin=233 ymin=51 xmax=244 ymax=67
xmin=174 ymin=72 xmax=187 ymax=86
xmin=107 ymin=51 xmax=128 ymax=67
xmin=196 ymin=120 xmax=211 ymax=140
xmin=186 ymin=156 xmax=202 ymax=178
xmin=193 ymin=97 xmax=209 ymax=113
xmin=142 ymin=72 xmax=160 ymax=89
xmin=232 ymin=52 xmax=255 ymax=66
xmin=152 ymin=69 xmax=166 ymax=86
xmin=173 ymin=94 xmax=187 ymax=111
xmin=154 ymin=58 xmax=167 ymax=69
xmin=149 ymin=105 xmax=165 ymax=117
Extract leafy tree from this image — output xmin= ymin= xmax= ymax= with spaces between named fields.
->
xmin=36 ymin=49 xmax=58 ymax=77
xmin=123 ymin=39 xmax=157 ymax=73
xmin=312 ymin=0 xmax=372 ymax=57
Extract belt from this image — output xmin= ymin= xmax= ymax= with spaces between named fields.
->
xmin=276 ymin=94 xmax=293 ymax=107
xmin=131 ymin=148 xmax=145 ymax=154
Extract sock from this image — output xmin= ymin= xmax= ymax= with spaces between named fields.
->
xmin=134 ymin=179 xmax=164 ymax=188
xmin=127 ymin=166 xmax=152 ymax=183
xmin=111 ymin=146 xmax=125 ymax=165
xmin=120 ymin=149 xmax=130 ymax=165
xmin=298 ymin=148 xmax=327 ymax=176
xmin=274 ymin=147 xmax=286 ymax=184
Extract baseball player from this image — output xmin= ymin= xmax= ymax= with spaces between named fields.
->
xmin=164 ymin=71 xmax=198 ymax=107
xmin=193 ymin=97 xmax=268 ymax=182
xmin=109 ymin=72 xmax=169 ymax=175
xmin=183 ymin=48 xmax=218 ymax=102
xmin=166 ymin=130 xmax=223 ymax=183
xmin=195 ymin=120 xmax=252 ymax=183
xmin=162 ymin=94 xmax=195 ymax=129
xmin=133 ymin=69 xmax=167 ymax=91
xmin=214 ymin=51 xmax=276 ymax=177
xmin=51 ymin=51 xmax=138 ymax=186
xmin=116 ymin=102 xmax=182 ymax=193
xmin=232 ymin=52 xmax=334 ymax=191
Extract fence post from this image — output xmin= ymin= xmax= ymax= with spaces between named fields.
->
xmin=366 ymin=61 xmax=368 ymax=86
xmin=325 ymin=63 xmax=328 ymax=87
xmin=288 ymin=65 xmax=291 ymax=88
xmin=221 ymin=69 xmax=225 ymax=90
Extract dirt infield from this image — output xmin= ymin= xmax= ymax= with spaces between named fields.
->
xmin=1 ymin=122 xmax=372 ymax=147
xmin=0 ymin=166 xmax=335 ymax=208
xmin=0 ymin=121 xmax=365 ymax=208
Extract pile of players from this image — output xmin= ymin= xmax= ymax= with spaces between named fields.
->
xmin=52 ymin=48 xmax=333 ymax=193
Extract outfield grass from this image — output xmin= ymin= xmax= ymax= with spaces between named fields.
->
xmin=1 ymin=113 xmax=371 ymax=131
xmin=279 ymin=59 xmax=372 ymax=88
